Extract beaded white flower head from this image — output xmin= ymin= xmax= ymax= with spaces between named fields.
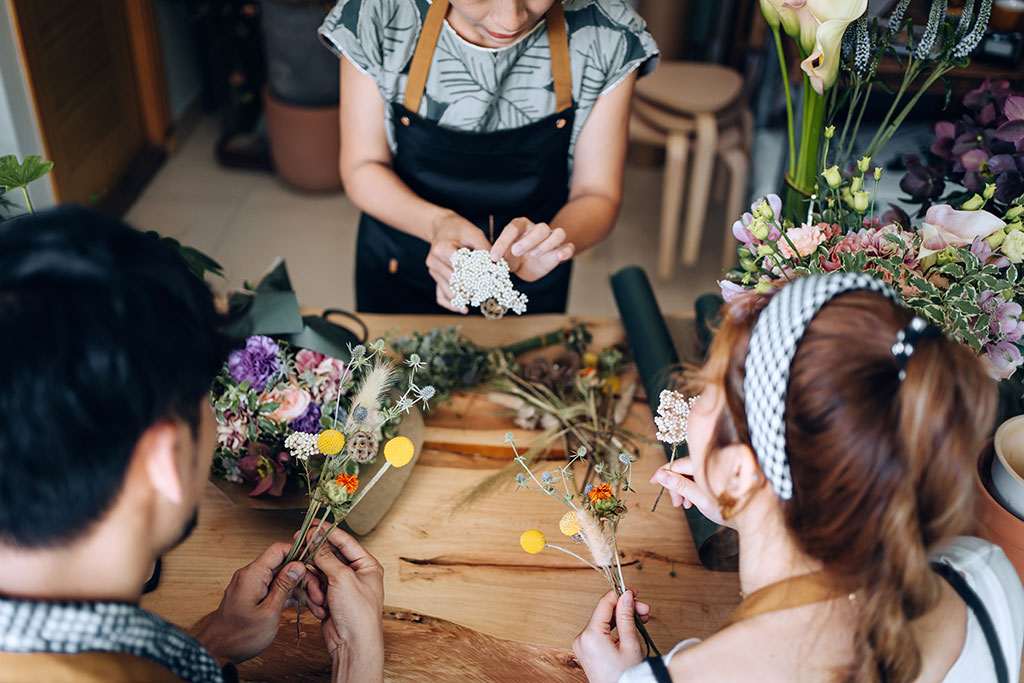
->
xmin=655 ymin=390 xmax=698 ymax=444
xmin=449 ymin=248 xmax=528 ymax=318
xmin=284 ymin=431 xmax=319 ymax=461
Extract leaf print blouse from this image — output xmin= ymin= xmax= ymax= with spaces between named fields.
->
xmin=318 ymin=0 xmax=659 ymax=173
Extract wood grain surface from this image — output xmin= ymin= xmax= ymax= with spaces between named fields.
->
xmin=141 ymin=314 xmax=740 ymax=682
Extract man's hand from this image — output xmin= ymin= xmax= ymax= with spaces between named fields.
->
xmin=573 ymin=589 xmax=651 ymax=683
xmin=425 ymin=211 xmax=492 ymax=312
xmin=490 ymin=218 xmax=574 ymax=282
xmin=194 ymin=542 xmax=313 ymax=663
xmin=309 ymin=524 xmax=385 ymax=683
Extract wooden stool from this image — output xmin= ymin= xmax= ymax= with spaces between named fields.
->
xmin=631 ymin=62 xmax=752 ymax=278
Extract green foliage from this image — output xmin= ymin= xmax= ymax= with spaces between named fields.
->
xmin=0 ymin=154 xmax=53 ymax=216
xmin=0 ymin=154 xmax=53 ymax=193
xmin=147 ymin=232 xmax=225 ymax=281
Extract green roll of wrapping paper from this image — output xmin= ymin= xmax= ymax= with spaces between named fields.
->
xmin=610 ymin=266 xmax=738 ymax=571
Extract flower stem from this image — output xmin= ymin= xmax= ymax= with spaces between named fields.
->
xmin=20 ymin=187 xmax=33 ymax=214
xmin=652 ymin=444 xmax=677 ymax=512
xmin=772 ymin=26 xmax=797 ymax=177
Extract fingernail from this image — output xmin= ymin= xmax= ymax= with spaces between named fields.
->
xmin=655 ymin=471 xmax=669 ymax=485
xmin=286 ymin=566 xmax=304 ymax=581
xmin=622 ymin=591 xmax=633 ymax=607
xmin=284 ymin=598 xmax=298 ymax=609
xmin=511 ymin=246 xmax=522 ymax=256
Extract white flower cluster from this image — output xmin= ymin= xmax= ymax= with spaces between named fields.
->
xmin=284 ymin=431 xmax=319 ymax=461
xmin=655 ymin=390 xmax=698 ymax=444
xmin=448 ymin=248 xmax=528 ymax=315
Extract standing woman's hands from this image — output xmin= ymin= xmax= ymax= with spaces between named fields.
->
xmin=425 ymin=210 xmax=493 ymax=312
xmin=490 ymin=217 xmax=575 ymax=282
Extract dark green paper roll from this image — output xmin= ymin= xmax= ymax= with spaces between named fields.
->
xmin=611 ymin=266 xmax=738 ymax=571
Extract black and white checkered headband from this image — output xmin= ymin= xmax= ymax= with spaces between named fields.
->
xmin=743 ymin=273 xmax=902 ymax=500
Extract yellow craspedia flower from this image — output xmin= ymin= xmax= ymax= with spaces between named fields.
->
xmin=318 ymin=429 xmax=345 ymax=455
xmin=559 ymin=511 xmax=581 ymax=537
xmin=384 ymin=436 xmax=415 ymax=467
xmin=520 ymin=529 xmax=546 ymax=554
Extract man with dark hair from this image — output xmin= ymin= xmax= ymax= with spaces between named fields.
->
xmin=0 ymin=207 xmax=385 ymax=683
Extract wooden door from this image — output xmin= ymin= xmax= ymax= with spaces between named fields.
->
xmin=10 ymin=0 xmax=154 ymax=205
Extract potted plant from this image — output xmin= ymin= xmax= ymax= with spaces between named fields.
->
xmin=260 ymin=0 xmax=343 ymax=191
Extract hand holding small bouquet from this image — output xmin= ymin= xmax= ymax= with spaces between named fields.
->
xmin=511 ymin=433 xmax=660 ymax=656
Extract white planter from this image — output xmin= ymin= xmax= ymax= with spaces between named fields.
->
xmin=992 ymin=415 xmax=1024 ymax=520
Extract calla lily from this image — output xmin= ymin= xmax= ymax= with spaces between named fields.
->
xmin=795 ymin=0 xmax=868 ymax=95
xmin=760 ymin=0 xmax=802 ymax=37
xmin=918 ymin=204 xmax=1006 ymax=258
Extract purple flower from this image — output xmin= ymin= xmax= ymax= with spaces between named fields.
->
xmin=290 ymin=402 xmax=322 ymax=434
xmin=985 ymin=341 xmax=1024 ymax=381
xmin=228 ymin=335 xmax=281 ymax=392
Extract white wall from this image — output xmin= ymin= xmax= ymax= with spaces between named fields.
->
xmin=0 ymin=0 xmax=56 ymax=210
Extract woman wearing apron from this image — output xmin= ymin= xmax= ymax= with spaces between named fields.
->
xmin=319 ymin=0 xmax=658 ymax=314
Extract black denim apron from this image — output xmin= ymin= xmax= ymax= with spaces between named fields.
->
xmin=355 ymin=0 xmax=574 ymax=314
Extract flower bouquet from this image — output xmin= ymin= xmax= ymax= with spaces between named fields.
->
xmin=278 ymin=340 xmax=434 ymax=564
xmin=511 ymin=434 xmax=660 ymax=656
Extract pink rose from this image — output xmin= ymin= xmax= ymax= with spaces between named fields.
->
xmin=295 ymin=349 xmax=326 ymax=375
xmin=262 ymin=384 xmax=312 ymax=422
xmin=778 ymin=223 xmax=826 ymax=259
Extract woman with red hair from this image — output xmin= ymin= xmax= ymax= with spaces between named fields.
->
xmin=575 ymin=273 xmax=1024 ymax=683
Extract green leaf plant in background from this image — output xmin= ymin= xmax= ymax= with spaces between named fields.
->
xmin=0 ymin=154 xmax=53 ymax=219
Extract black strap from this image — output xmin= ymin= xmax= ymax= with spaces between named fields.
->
xmin=931 ymin=561 xmax=1009 ymax=683
xmin=644 ymin=655 xmax=673 ymax=683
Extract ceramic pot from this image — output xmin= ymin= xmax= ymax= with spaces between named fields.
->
xmin=993 ymin=415 xmax=1024 ymax=519
xmin=974 ymin=444 xmax=1024 ymax=584
xmin=263 ymin=86 xmax=342 ymax=192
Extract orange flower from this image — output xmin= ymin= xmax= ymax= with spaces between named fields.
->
xmin=335 ymin=472 xmax=359 ymax=494
xmin=588 ymin=483 xmax=613 ymax=502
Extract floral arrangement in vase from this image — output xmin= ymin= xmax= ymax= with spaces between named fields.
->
xmin=763 ymin=0 xmax=994 ymax=223
xmin=511 ymin=433 xmax=659 ymax=656
xmin=720 ymin=0 xmax=1024 ymax=379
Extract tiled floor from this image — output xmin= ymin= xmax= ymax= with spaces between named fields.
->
xmin=125 ymin=116 xmax=727 ymax=317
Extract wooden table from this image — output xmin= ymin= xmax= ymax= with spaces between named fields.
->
xmin=141 ymin=314 xmax=741 ymax=682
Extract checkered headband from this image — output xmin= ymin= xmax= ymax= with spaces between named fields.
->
xmin=743 ymin=273 xmax=902 ymax=500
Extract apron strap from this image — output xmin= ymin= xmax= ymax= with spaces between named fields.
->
xmin=403 ymin=0 xmax=573 ymax=116
xmin=932 ymin=561 xmax=1009 ymax=683
xmin=722 ymin=570 xmax=849 ymax=629
xmin=403 ymin=0 xmax=449 ymax=114
xmin=547 ymin=2 xmax=572 ymax=113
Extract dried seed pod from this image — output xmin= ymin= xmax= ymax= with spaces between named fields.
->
xmin=347 ymin=430 xmax=379 ymax=464
xmin=481 ymin=297 xmax=507 ymax=320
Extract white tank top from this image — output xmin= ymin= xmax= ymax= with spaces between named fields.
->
xmin=619 ymin=537 xmax=1024 ymax=683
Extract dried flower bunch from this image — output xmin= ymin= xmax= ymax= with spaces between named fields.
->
xmin=459 ymin=343 xmax=643 ymax=508
xmin=449 ymin=248 xmax=528 ymax=319
xmin=278 ymin=340 xmax=434 ymax=566
xmin=511 ymin=433 xmax=659 ymax=656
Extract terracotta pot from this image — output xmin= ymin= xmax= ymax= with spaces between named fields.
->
xmin=263 ymin=86 xmax=342 ymax=192
xmin=974 ymin=443 xmax=1024 ymax=585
